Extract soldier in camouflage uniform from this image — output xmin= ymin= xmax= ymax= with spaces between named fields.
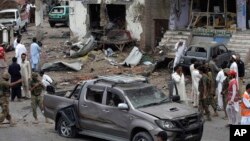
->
xmin=198 ymin=67 xmax=212 ymax=121
xmin=29 ymin=72 xmax=44 ymax=124
xmin=222 ymin=68 xmax=230 ymax=120
xmin=0 ymin=72 xmax=22 ymax=127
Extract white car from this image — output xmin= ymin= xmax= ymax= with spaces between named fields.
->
xmin=0 ymin=9 xmax=28 ymax=34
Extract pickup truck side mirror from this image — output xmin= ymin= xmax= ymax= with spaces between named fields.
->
xmin=118 ymin=103 xmax=129 ymax=110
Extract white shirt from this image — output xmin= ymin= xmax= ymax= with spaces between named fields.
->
xmin=13 ymin=39 xmax=18 ymax=49
xmin=175 ymin=41 xmax=186 ymax=58
xmin=15 ymin=44 xmax=27 ymax=65
xmin=230 ymin=62 xmax=239 ymax=89
xmin=172 ymin=72 xmax=187 ymax=102
xmin=42 ymin=74 xmax=53 ymax=87
xmin=192 ymin=69 xmax=202 ymax=90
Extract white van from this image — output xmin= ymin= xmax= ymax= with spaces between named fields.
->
xmin=0 ymin=9 xmax=28 ymax=34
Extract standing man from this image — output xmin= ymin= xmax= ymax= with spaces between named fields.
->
xmin=192 ymin=63 xmax=202 ymax=107
xmin=8 ymin=57 xmax=22 ymax=102
xmin=236 ymin=55 xmax=245 ymax=94
xmin=226 ymin=70 xmax=240 ymax=125
xmin=173 ymin=40 xmax=186 ymax=69
xmin=30 ymin=37 xmax=41 ymax=72
xmin=20 ymin=53 xmax=32 ymax=99
xmin=29 ymin=73 xmax=50 ymax=124
xmin=241 ymin=84 xmax=250 ymax=125
xmin=15 ymin=38 xmax=27 ymax=65
xmin=190 ymin=58 xmax=196 ymax=105
xmin=13 ymin=35 xmax=22 ymax=50
xmin=172 ymin=65 xmax=187 ymax=103
xmin=230 ymin=55 xmax=239 ymax=88
xmin=222 ymin=68 xmax=230 ymax=120
xmin=0 ymin=43 xmax=7 ymax=75
xmin=0 ymin=72 xmax=22 ymax=127
xmin=216 ymin=63 xmax=227 ymax=111
xmin=198 ymin=67 xmax=212 ymax=121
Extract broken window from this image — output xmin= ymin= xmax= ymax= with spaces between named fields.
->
xmin=86 ymin=87 xmax=104 ymax=104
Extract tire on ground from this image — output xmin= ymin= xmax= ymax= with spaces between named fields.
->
xmin=57 ymin=116 xmax=77 ymax=138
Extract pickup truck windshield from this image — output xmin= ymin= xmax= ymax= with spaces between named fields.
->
xmin=125 ymin=86 xmax=169 ymax=109
xmin=51 ymin=8 xmax=65 ymax=14
xmin=0 ymin=12 xmax=15 ymax=19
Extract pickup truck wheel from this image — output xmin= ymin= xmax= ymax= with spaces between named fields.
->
xmin=132 ymin=132 xmax=153 ymax=141
xmin=57 ymin=117 xmax=76 ymax=138
xmin=50 ymin=22 xmax=55 ymax=27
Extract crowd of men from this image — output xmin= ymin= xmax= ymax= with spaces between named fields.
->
xmin=0 ymin=36 xmax=54 ymax=127
xmin=172 ymin=40 xmax=250 ymax=126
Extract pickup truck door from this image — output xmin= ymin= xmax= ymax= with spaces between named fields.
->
xmin=100 ymin=88 xmax=130 ymax=138
xmin=216 ymin=45 xmax=230 ymax=66
xmin=78 ymin=85 xmax=107 ymax=132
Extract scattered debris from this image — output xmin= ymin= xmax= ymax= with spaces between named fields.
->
xmin=41 ymin=61 xmax=83 ymax=71
xmin=69 ymin=35 xmax=95 ymax=58
xmin=120 ymin=47 xmax=142 ymax=66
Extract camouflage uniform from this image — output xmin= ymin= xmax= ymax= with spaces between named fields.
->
xmin=207 ymin=71 xmax=218 ymax=113
xmin=0 ymin=80 xmax=11 ymax=123
xmin=30 ymin=73 xmax=44 ymax=119
xmin=198 ymin=74 xmax=211 ymax=120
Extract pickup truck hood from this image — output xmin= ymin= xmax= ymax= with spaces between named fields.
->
xmin=138 ymin=102 xmax=197 ymax=119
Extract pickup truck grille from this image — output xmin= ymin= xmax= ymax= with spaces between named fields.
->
xmin=176 ymin=115 xmax=199 ymax=128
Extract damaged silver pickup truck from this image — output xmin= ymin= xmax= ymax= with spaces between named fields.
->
xmin=44 ymin=75 xmax=204 ymax=141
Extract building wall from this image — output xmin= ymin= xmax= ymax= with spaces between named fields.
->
xmin=69 ymin=0 xmax=169 ymax=52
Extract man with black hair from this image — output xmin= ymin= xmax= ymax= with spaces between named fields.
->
xmin=15 ymin=38 xmax=27 ymax=65
xmin=241 ymin=84 xmax=250 ymax=125
xmin=192 ymin=63 xmax=202 ymax=107
xmin=216 ymin=61 xmax=227 ymax=110
xmin=155 ymin=131 xmax=168 ymax=141
xmin=172 ymin=65 xmax=187 ymax=103
xmin=30 ymin=37 xmax=41 ymax=72
xmin=8 ymin=57 xmax=22 ymax=102
xmin=236 ymin=55 xmax=245 ymax=94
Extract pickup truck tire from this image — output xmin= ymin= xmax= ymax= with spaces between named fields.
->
xmin=57 ymin=116 xmax=77 ymax=138
xmin=132 ymin=132 xmax=153 ymax=141
xmin=49 ymin=22 xmax=55 ymax=27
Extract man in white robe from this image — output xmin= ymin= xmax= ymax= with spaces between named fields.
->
xmin=192 ymin=64 xmax=202 ymax=107
xmin=216 ymin=68 xmax=226 ymax=110
xmin=15 ymin=39 xmax=27 ymax=65
xmin=20 ymin=53 xmax=31 ymax=99
xmin=173 ymin=40 xmax=186 ymax=69
xmin=241 ymin=84 xmax=250 ymax=125
xmin=172 ymin=65 xmax=187 ymax=104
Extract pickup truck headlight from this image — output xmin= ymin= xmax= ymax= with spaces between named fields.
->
xmin=155 ymin=120 xmax=176 ymax=129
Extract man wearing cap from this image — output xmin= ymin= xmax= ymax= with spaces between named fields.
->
xmin=241 ymin=84 xmax=250 ymax=125
xmin=155 ymin=131 xmax=168 ymax=141
xmin=29 ymin=72 xmax=44 ymax=124
xmin=173 ymin=40 xmax=187 ymax=69
xmin=230 ymin=55 xmax=239 ymax=88
xmin=226 ymin=70 xmax=240 ymax=125
xmin=0 ymin=72 xmax=22 ymax=127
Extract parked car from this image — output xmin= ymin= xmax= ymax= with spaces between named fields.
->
xmin=44 ymin=75 xmax=204 ymax=141
xmin=48 ymin=6 xmax=69 ymax=27
xmin=179 ymin=42 xmax=234 ymax=69
xmin=0 ymin=9 xmax=28 ymax=34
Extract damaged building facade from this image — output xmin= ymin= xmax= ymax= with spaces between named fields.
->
xmin=69 ymin=0 xmax=170 ymax=51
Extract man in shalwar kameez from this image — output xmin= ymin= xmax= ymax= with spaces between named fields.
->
xmin=30 ymin=37 xmax=41 ymax=72
xmin=173 ymin=40 xmax=186 ymax=69
xmin=20 ymin=53 xmax=32 ymax=99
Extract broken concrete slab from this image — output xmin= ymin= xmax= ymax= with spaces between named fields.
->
xmin=70 ymin=35 xmax=95 ymax=58
xmin=41 ymin=61 xmax=82 ymax=71
xmin=120 ymin=46 xmax=142 ymax=66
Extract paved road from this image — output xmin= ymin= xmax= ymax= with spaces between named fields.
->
xmin=0 ymin=99 xmax=229 ymax=141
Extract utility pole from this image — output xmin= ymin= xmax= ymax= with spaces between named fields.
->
xmin=35 ymin=0 xmax=43 ymax=41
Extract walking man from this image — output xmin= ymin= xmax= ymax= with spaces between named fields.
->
xmin=0 ymin=72 xmax=22 ymax=127
xmin=192 ymin=63 xmax=202 ymax=107
xmin=241 ymin=84 xmax=250 ymax=125
xmin=15 ymin=38 xmax=27 ymax=65
xmin=30 ymin=37 xmax=41 ymax=72
xmin=20 ymin=53 xmax=32 ymax=99
xmin=173 ymin=40 xmax=186 ymax=69
xmin=172 ymin=65 xmax=187 ymax=103
xmin=226 ymin=70 xmax=240 ymax=125
xmin=216 ymin=63 xmax=227 ymax=110
xmin=8 ymin=57 xmax=22 ymax=102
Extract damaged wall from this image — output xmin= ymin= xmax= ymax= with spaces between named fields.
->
xmin=69 ymin=1 xmax=88 ymax=40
